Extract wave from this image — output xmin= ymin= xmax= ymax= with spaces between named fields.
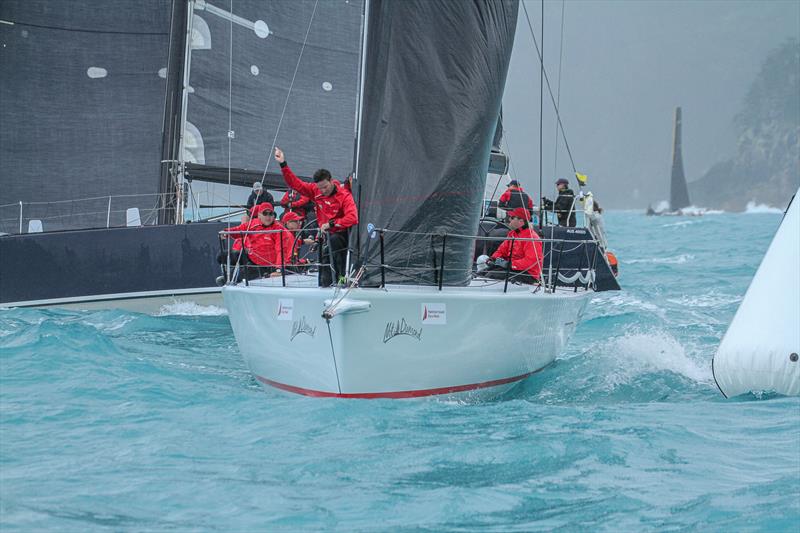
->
xmin=156 ymin=301 xmax=228 ymax=317
xmin=661 ymin=220 xmax=697 ymax=228
xmin=626 ymin=253 xmax=694 ymax=264
xmin=599 ymin=330 xmax=712 ymax=386
xmin=744 ymin=201 xmax=783 ymax=214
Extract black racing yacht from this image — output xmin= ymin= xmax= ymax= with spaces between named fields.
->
xmin=0 ymin=0 xmax=363 ymax=310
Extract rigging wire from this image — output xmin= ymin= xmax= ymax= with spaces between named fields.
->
xmin=521 ymin=0 xmax=577 ymax=175
xmin=226 ymin=1 xmax=318 ymax=282
xmin=553 ymin=0 xmax=566 ymax=179
xmin=258 ymin=0 xmax=319 ymax=183
xmin=538 ymin=0 xmax=544 ymax=227
xmin=227 ymin=0 xmax=233 ymax=229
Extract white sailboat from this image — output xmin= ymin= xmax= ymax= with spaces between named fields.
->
xmin=713 ymin=189 xmax=800 ymax=397
xmin=223 ymin=0 xmax=615 ymax=399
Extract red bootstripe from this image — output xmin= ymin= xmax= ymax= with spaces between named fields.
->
xmin=255 ymin=371 xmax=537 ymax=399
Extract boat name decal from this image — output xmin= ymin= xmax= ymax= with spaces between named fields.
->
xmin=383 ymin=318 xmax=422 ymax=343
xmin=290 ymin=316 xmax=317 ymax=341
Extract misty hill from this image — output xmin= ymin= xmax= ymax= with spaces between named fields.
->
xmin=690 ymin=40 xmax=799 ymax=211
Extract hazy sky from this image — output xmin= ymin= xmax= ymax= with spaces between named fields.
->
xmin=501 ymin=0 xmax=800 ymax=208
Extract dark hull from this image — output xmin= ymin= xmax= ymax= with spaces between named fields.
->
xmin=539 ymin=225 xmax=621 ymax=292
xmin=0 ymin=223 xmax=227 ymax=308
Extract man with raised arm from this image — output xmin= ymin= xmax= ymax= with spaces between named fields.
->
xmin=273 ymin=147 xmax=358 ymax=287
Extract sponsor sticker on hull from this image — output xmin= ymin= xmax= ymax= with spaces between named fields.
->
xmin=421 ymin=303 xmax=446 ymax=325
xmin=277 ymin=299 xmax=294 ymax=321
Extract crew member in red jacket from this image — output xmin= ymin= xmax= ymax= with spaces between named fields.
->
xmin=281 ymin=211 xmax=313 ymax=270
xmin=498 ymin=180 xmax=534 ymax=217
xmin=223 ymin=203 xmax=293 ymax=275
xmin=274 ymin=147 xmax=358 ymax=287
xmin=486 ymin=207 xmax=543 ymax=283
xmin=220 ymin=204 xmax=266 ymax=279
xmin=279 ymin=188 xmax=311 ymax=220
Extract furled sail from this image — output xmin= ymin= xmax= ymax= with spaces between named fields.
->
xmin=0 ymin=0 xmax=171 ymax=232
xmin=182 ymin=0 xmax=363 ymax=190
xmin=355 ymin=0 xmax=518 ymax=285
xmin=669 ymin=106 xmax=691 ymax=211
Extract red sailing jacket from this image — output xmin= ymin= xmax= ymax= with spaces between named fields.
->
xmin=491 ymin=226 xmax=543 ymax=279
xmin=280 ymin=163 xmax=358 ymax=233
xmin=498 ymin=186 xmax=534 ymax=209
xmin=280 ymin=189 xmax=311 ymax=217
xmin=226 ymin=220 xmax=293 ymax=266
xmin=225 ymin=220 xmax=261 ymax=255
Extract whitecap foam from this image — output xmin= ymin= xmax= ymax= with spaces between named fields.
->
xmin=84 ymin=315 xmax=137 ymax=332
xmin=626 ymin=253 xmax=694 ymax=265
xmin=665 ymin=292 xmax=742 ymax=309
xmin=157 ymin=301 xmax=228 ymax=316
xmin=743 ymin=201 xmax=783 ymax=214
xmin=661 ymin=220 xmax=696 ymax=228
xmin=653 ymin=200 xmax=670 ymax=212
xmin=601 ymin=330 xmax=712 ymax=387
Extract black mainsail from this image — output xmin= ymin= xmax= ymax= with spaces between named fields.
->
xmin=182 ymin=0 xmax=363 ymax=190
xmin=355 ymin=0 xmax=518 ymax=285
xmin=0 ymin=0 xmax=172 ymax=232
xmin=669 ymin=106 xmax=691 ymax=211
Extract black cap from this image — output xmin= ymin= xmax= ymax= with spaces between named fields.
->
xmin=508 ymin=180 xmax=520 ymax=186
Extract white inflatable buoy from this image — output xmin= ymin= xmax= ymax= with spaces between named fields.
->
xmin=712 ymin=188 xmax=800 ymax=397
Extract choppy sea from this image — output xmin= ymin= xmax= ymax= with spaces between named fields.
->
xmin=1 ymin=210 xmax=799 ymax=531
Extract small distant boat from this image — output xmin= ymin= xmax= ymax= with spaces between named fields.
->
xmin=712 ymin=189 xmax=800 ymax=397
xmin=646 ymin=107 xmax=704 ymax=217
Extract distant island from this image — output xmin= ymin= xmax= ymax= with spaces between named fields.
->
xmin=690 ymin=39 xmax=799 ymax=211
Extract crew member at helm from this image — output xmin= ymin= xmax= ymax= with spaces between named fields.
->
xmin=274 ymin=147 xmax=359 ymax=287
xmin=485 ymin=207 xmax=543 ymax=284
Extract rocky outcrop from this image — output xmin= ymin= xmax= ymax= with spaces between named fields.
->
xmin=690 ymin=40 xmax=799 ymax=211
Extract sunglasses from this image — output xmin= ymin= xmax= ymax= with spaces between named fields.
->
xmin=260 ymin=211 xmax=276 ymax=216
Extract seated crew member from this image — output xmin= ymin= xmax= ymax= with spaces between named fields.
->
xmin=218 ymin=212 xmax=251 ymax=265
xmin=281 ymin=211 xmax=314 ymax=271
xmin=542 ymin=178 xmax=576 ymax=227
xmin=484 ymin=207 xmax=543 ymax=284
xmin=498 ymin=179 xmax=533 ymax=213
xmin=280 ymin=188 xmax=311 ymax=219
xmin=246 ymin=181 xmax=275 ymax=211
xmin=220 ymin=204 xmax=267 ymax=280
xmin=274 ymin=147 xmax=358 ymax=287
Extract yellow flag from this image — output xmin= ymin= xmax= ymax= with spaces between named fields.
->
xmin=575 ymin=172 xmax=588 ymax=185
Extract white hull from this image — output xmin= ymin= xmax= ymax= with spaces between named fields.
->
xmin=223 ymin=276 xmax=592 ymax=399
xmin=713 ymin=189 xmax=800 ymax=397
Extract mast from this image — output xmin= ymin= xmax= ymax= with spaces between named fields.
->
xmin=159 ymin=0 xmax=191 ymax=225
xmin=669 ymin=106 xmax=691 ymax=211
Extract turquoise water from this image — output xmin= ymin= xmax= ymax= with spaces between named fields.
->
xmin=2 ymin=212 xmax=799 ymax=531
